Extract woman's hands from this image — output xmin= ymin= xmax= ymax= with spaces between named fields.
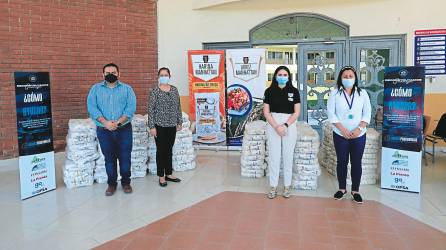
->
xmin=150 ymin=128 xmax=157 ymax=138
xmin=275 ymin=124 xmax=287 ymax=137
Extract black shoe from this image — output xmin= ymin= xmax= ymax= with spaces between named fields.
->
xmin=165 ymin=176 xmax=181 ymax=182
xmin=351 ymin=192 xmax=363 ymax=204
xmin=333 ymin=190 xmax=347 ymax=200
xmin=159 ymin=179 xmax=167 ymax=187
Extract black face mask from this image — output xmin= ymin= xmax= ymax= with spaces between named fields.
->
xmin=104 ymin=74 xmax=118 ymax=83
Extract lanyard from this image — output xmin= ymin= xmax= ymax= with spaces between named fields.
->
xmin=342 ymin=91 xmax=354 ymax=110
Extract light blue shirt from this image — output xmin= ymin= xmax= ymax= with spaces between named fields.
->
xmin=87 ymin=80 xmax=137 ymax=127
xmin=327 ymin=88 xmax=371 ymax=137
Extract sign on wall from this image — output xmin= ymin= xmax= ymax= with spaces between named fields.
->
xmin=188 ymin=50 xmax=226 ymax=146
xmin=14 ymin=72 xmax=56 ymax=200
xmin=226 ymin=48 xmax=267 ymax=146
xmin=414 ymin=29 xmax=446 ymax=75
xmin=381 ymin=66 xmax=425 ymax=193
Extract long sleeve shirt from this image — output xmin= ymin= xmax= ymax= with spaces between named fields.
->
xmin=327 ymin=87 xmax=371 ymax=137
xmin=147 ymin=85 xmax=182 ymax=129
xmin=86 ymin=80 xmax=137 ymax=127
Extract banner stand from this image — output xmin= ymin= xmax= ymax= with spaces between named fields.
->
xmin=380 ymin=66 xmax=425 ymax=193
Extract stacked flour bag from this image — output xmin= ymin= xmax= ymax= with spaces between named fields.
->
xmin=319 ymin=121 xmax=337 ymax=175
xmin=292 ymin=122 xmax=321 ymax=190
xmin=240 ymin=120 xmax=267 ymax=178
xmin=130 ymin=114 xmax=149 ymax=178
xmin=320 ymin=121 xmax=382 ymax=185
xmin=63 ymin=119 xmax=98 ymax=188
xmin=147 ymin=135 xmax=157 ymax=175
xmin=173 ymin=112 xmax=196 ymax=171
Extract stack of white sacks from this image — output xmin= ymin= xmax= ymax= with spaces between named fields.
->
xmin=319 ymin=121 xmax=381 ymax=185
xmin=292 ymin=122 xmax=321 ymax=190
xmin=147 ymin=112 xmax=196 ymax=174
xmin=130 ymin=115 xmax=149 ymax=178
xmin=240 ymin=120 xmax=267 ymax=178
xmin=63 ymin=119 xmax=98 ymax=188
xmin=172 ymin=113 xmax=196 ymax=171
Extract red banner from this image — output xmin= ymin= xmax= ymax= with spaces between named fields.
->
xmin=188 ymin=50 xmax=226 ymax=144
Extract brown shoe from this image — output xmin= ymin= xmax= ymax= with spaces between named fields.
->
xmin=123 ymin=184 xmax=133 ymax=194
xmin=105 ymin=185 xmax=117 ymax=196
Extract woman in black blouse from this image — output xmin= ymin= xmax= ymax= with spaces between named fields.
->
xmin=148 ymin=67 xmax=182 ymax=187
xmin=263 ymin=66 xmax=301 ymax=199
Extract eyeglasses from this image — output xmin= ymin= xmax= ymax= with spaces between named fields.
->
xmin=340 ymin=66 xmax=356 ymax=72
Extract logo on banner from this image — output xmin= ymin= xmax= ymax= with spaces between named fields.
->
xmin=392 ymin=151 xmax=409 ymax=159
xmin=31 ymin=156 xmax=46 ymax=172
xmin=399 ymin=69 xmax=409 ymax=77
xmin=229 ymin=55 xmax=263 ymax=82
xmin=29 ymin=74 xmax=37 ymax=83
xmin=191 ymin=54 xmax=220 ymax=81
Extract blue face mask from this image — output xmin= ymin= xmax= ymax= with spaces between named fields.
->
xmin=342 ymin=78 xmax=355 ymax=89
xmin=159 ymin=76 xmax=170 ymax=85
xmin=276 ymin=76 xmax=288 ymax=87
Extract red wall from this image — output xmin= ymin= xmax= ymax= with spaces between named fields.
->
xmin=0 ymin=0 xmax=158 ymax=159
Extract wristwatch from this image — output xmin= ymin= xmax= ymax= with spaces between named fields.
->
xmin=358 ymin=126 xmax=365 ymax=131
xmin=284 ymin=122 xmax=289 ymax=128
xmin=117 ymin=122 xmax=122 ymax=127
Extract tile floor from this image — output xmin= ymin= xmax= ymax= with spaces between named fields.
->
xmin=94 ymin=191 xmax=446 ymax=250
xmin=0 ymin=149 xmax=445 ymax=250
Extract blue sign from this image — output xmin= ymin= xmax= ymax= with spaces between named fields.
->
xmin=14 ymin=72 xmax=56 ymax=199
xmin=414 ymin=35 xmax=446 ymax=75
xmin=381 ymin=66 xmax=425 ymax=193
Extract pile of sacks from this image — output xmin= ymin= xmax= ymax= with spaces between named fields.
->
xmin=292 ymin=122 xmax=321 ymax=190
xmin=147 ymin=112 xmax=196 ymax=174
xmin=172 ymin=113 xmax=196 ymax=171
xmin=319 ymin=121 xmax=381 ymax=185
xmin=63 ymin=119 xmax=98 ymax=188
xmin=130 ymin=115 xmax=149 ymax=178
xmin=240 ymin=120 xmax=267 ymax=178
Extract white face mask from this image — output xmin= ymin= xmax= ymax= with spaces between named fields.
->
xmin=342 ymin=78 xmax=355 ymax=89
xmin=159 ymin=76 xmax=170 ymax=85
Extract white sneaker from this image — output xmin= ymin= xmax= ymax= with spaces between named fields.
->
xmin=283 ymin=186 xmax=291 ymax=198
xmin=267 ymin=187 xmax=277 ymax=199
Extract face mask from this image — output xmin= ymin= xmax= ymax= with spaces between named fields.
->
xmin=342 ymin=78 xmax=355 ymax=89
xmin=104 ymin=74 xmax=118 ymax=83
xmin=159 ymin=76 xmax=170 ymax=85
xmin=276 ymin=76 xmax=288 ymax=87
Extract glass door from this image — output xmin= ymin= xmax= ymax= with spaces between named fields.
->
xmin=349 ymin=37 xmax=404 ymax=129
xmin=298 ymin=42 xmax=345 ymax=134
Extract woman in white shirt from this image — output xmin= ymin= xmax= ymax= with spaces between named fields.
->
xmin=327 ymin=66 xmax=371 ymax=203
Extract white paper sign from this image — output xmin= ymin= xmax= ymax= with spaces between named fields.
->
xmin=19 ymin=151 xmax=56 ymax=200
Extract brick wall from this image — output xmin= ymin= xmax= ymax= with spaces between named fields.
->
xmin=0 ymin=0 xmax=158 ymax=159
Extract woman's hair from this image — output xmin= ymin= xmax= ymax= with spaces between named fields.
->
xmin=270 ymin=65 xmax=293 ymax=88
xmin=336 ymin=66 xmax=361 ymax=95
xmin=158 ymin=67 xmax=171 ymax=76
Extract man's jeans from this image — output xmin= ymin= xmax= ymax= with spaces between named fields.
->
xmin=97 ymin=123 xmax=133 ymax=186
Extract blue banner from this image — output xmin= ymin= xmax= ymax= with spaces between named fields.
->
xmin=14 ymin=72 xmax=56 ymax=199
xmin=381 ymin=66 xmax=425 ymax=193
xmin=382 ymin=67 xmax=425 ymax=152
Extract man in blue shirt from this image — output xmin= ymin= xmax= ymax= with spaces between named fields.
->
xmin=87 ymin=63 xmax=137 ymax=196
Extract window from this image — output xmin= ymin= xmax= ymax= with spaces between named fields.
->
xmin=267 ymin=51 xmax=283 ymax=60
xmin=268 ymin=73 xmax=273 ymax=81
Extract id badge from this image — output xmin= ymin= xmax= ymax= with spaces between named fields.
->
xmin=347 ymin=112 xmax=354 ymax=120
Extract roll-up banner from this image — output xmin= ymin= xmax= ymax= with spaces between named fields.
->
xmin=14 ymin=72 xmax=56 ymax=200
xmin=226 ymin=48 xmax=267 ymax=146
xmin=381 ymin=66 xmax=425 ymax=193
xmin=188 ymin=50 xmax=226 ymax=146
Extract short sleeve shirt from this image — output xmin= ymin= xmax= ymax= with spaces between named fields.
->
xmin=263 ymin=85 xmax=300 ymax=114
